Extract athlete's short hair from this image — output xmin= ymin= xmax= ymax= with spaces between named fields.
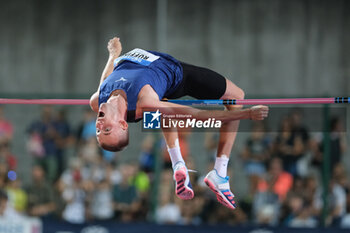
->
xmin=100 ymin=131 xmax=129 ymax=152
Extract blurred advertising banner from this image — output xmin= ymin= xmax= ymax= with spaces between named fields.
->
xmin=41 ymin=220 xmax=350 ymax=233
xmin=0 ymin=218 xmax=42 ymax=233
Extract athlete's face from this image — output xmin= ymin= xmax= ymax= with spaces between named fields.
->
xmin=96 ymin=103 xmax=128 ymax=145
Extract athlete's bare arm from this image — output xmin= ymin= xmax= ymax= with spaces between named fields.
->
xmin=90 ymin=37 xmax=123 ymax=112
xmin=139 ymin=95 xmax=268 ymax=121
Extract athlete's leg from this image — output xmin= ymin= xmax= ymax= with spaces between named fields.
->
xmin=215 ymin=79 xmax=245 ymax=176
xmin=162 ymin=128 xmax=194 ymax=200
xmin=169 ymin=62 xmax=243 ymax=208
xmin=204 ymin=79 xmax=243 ymax=210
xmin=173 ymin=63 xmax=243 ymax=176
xmin=162 ymin=128 xmax=183 ymax=165
xmin=162 ymin=128 xmax=178 ymax=149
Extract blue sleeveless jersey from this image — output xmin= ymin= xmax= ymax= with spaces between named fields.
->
xmin=98 ymin=48 xmax=183 ymax=122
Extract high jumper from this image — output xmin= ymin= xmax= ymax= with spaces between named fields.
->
xmin=89 ymin=37 xmax=269 ymax=209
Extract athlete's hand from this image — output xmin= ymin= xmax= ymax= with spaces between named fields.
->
xmin=249 ymin=105 xmax=269 ymax=120
xmin=107 ymin=37 xmax=122 ymax=57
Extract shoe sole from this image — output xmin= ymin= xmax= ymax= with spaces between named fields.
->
xmin=204 ymin=177 xmax=236 ymax=210
xmin=174 ymin=168 xmax=194 ymax=200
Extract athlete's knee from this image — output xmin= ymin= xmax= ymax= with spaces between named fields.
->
xmin=236 ymin=87 xmax=245 ymax=99
xmin=223 ymin=79 xmax=245 ymax=100
xmin=226 ymin=87 xmax=245 ymax=100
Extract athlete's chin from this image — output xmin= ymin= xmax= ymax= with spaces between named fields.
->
xmin=100 ymin=103 xmax=114 ymax=117
xmin=99 ymin=103 xmax=107 ymax=111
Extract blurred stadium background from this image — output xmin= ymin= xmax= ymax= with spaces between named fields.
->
xmin=0 ymin=0 xmax=349 ymax=232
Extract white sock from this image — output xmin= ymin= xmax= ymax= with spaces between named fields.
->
xmin=167 ymin=139 xmax=185 ymax=168
xmin=214 ymin=155 xmax=229 ymax=177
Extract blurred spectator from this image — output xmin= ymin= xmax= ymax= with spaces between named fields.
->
xmin=60 ymin=158 xmax=90 ymax=223
xmin=27 ymin=106 xmax=71 ymax=181
xmin=283 ymin=194 xmax=304 ymax=224
xmin=0 ymin=189 xmax=8 ymax=216
xmin=109 ymin=160 xmax=122 ymax=186
xmin=290 ymin=109 xmax=310 ymax=177
xmin=79 ymin=137 xmax=101 ymax=165
xmin=0 ymin=189 xmax=23 ymax=220
xmin=52 ymin=179 xmax=66 ymax=219
xmin=341 ymin=191 xmax=350 ymax=228
xmin=288 ymin=204 xmax=317 ymax=228
xmin=274 ymin=115 xmax=308 ymax=177
xmin=253 ymin=190 xmax=280 ymax=226
xmin=210 ymin=203 xmax=247 ymax=225
xmin=176 ymin=160 xmax=205 ymax=225
xmin=258 ymin=158 xmax=293 ymax=201
xmin=139 ymin=135 xmax=155 ymax=173
xmin=155 ymin=170 xmax=181 ymax=224
xmin=61 ymin=170 xmax=87 ymax=224
xmin=0 ymin=142 xmax=17 ymax=170
xmin=287 ymin=176 xmax=305 ymax=198
xmin=0 ymin=106 xmax=13 ymax=145
xmin=0 ymin=163 xmax=7 ymax=189
xmin=283 ymin=175 xmax=318 ymax=215
xmin=204 ymin=132 xmax=219 ymax=159
xmin=303 ymin=176 xmax=318 ymax=204
xmin=283 ymin=194 xmax=317 ymax=227
xmin=84 ymin=148 xmax=107 ymax=184
xmin=53 ymin=109 xmax=72 ymax=177
xmin=311 ymin=117 xmax=347 ymax=173
xmin=89 ymin=157 xmax=114 ymax=220
xmin=130 ymin=164 xmax=150 ymax=194
xmin=76 ymin=108 xmax=96 ymax=143
xmin=5 ymin=178 xmax=27 ymax=213
xmin=90 ymin=178 xmax=113 ymax=220
xmin=179 ymin=188 xmax=204 ymax=225
xmin=332 ymin=164 xmax=349 ymax=190
xmin=241 ymin=122 xmax=272 ymax=196
xmin=156 ymin=187 xmax=181 ymax=224
xmin=254 ymin=158 xmax=292 ymax=226
xmin=113 ymin=164 xmax=140 ymax=222
xmin=314 ymin=180 xmax=346 ymax=226
xmin=26 ymin=165 xmax=56 ymax=218
xmin=60 ymin=158 xmax=89 ymax=188
xmin=290 ymin=109 xmax=309 ymax=144
xmin=254 ymin=159 xmax=283 ymax=226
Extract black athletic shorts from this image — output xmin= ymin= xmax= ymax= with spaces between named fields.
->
xmin=166 ymin=62 xmax=227 ymax=100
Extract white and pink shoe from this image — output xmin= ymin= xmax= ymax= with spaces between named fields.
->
xmin=204 ymin=169 xmax=237 ymax=209
xmin=173 ymin=162 xmax=194 ymax=200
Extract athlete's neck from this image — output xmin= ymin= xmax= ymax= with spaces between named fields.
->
xmin=108 ymin=90 xmax=128 ymax=120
